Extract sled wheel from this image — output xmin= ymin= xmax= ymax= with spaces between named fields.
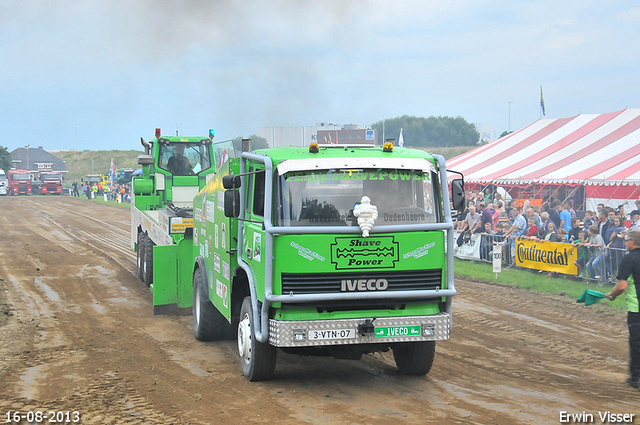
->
xmin=136 ymin=232 xmax=146 ymax=282
xmin=142 ymin=236 xmax=154 ymax=287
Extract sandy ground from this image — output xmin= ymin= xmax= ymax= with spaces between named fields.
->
xmin=0 ymin=196 xmax=638 ymax=424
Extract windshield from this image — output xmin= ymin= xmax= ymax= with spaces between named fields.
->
xmin=12 ymin=174 xmax=32 ymax=181
xmin=274 ymin=168 xmax=438 ymax=227
xmin=158 ymin=142 xmax=212 ymax=175
xmin=85 ymin=176 xmax=101 ymax=182
xmin=42 ymin=175 xmax=61 ymax=181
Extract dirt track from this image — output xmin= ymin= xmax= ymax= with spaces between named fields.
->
xmin=0 ymin=196 xmax=638 ymax=424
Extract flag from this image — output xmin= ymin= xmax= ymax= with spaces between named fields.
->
xmin=540 ymin=86 xmax=546 ymax=116
xmin=109 ymin=158 xmax=116 ymax=187
xmin=398 ymin=128 xmax=404 ymax=147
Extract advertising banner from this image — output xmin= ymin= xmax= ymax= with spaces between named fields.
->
xmin=515 ymin=239 xmax=578 ymax=275
xmin=454 ymin=232 xmax=481 ymax=261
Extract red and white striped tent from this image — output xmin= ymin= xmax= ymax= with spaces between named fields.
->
xmin=447 ymin=109 xmax=640 ymax=212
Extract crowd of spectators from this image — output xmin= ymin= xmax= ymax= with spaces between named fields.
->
xmin=454 ymin=189 xmax=640 ymax=283
xmin=69 ymin=181 xmax=131 ymax=203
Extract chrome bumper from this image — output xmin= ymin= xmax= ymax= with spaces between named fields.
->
xmin=268 ymin=312 xmax=450 ymax=347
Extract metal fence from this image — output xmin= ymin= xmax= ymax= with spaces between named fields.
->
xmin=456 ymin=232 xmax=627 ymax=286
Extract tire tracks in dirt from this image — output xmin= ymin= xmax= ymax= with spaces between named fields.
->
xmin=1 ymin=196 xmax=639 ymax=424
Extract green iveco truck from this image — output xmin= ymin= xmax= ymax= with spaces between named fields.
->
xmin=132 ymin=130 xmax=464 ymax=381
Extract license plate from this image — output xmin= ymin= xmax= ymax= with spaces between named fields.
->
xmin=374 ymin=325 xmax=421 ymax=338
xmin=308 ymin=328 xmax=356 ymax=341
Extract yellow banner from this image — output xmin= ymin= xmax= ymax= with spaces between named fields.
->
xmin=515 ymin=239 xmax=578 ymax=275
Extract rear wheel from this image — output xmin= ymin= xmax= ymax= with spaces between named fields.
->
xmin=142 ymin=236 xmax=154 ymax=287
xmin=193 ymin=267 xmax=231 ymax=341
xmin=393 ymin=341 xmax=436 ymax=375
xmin=136 ymin=232 xmax=146 ymax=282
xmin=238 ymin=297 xmax=277 ymax=381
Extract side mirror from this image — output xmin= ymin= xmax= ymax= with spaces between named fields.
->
xmin=451 ymin=178 xmax=465 ymax=213
xmin=222 ymin=175 xmax=241 ymax=189
xmin=224 ymin=190 xmax=240 ymax=218
xmin=137 ymin=154 xmax=154 ymax=165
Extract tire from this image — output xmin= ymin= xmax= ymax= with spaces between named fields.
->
xmin=137 ymin=232 xmax=146 ymax=282
xmin=192 ymin=267 xmax=231 ymax=341
xmin=237 ymin=297 xmax=277 ymax=381
xmin=393 ymin=341 xmax=436 ymax=375
xmin=142 ymin=236 xmax=154 ymax=287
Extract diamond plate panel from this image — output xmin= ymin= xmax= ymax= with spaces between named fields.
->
xmin=268 ymin=313 xmax=450 ymax=347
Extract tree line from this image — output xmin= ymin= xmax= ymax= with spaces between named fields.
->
xmin=371 ymin=115 xmax=480 ymax=147
xmin=0 ymin=119 xmax=480 ymax=175
xmin=0 ymin=146 xmax=12 ymax=173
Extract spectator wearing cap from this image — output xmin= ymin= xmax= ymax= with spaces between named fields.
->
xmin=630 ymin=210 xmax=640 ymax=231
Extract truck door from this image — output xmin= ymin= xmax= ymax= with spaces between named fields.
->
xmin=243 ymin=166 xmax=267 ymax=301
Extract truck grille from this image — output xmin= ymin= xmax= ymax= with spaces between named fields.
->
xmin=281 ymin=269 xmax=442 ymax=295
xmin=280 ymin=269 xmax=443 ymax=311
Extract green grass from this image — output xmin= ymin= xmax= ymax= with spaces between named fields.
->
xmin=454 ymin=259 xmax=627 ymax=312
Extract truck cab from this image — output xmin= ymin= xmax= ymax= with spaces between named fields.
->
xmin=130 ymin=128 xmax=230 ymax=291
xmin=39 ymin=172 xmax=63 ymax=195
xmin=153 ymin=140 xmax=465 ymax=381
xmin=8 ymin=170 xmax=33 ymax=195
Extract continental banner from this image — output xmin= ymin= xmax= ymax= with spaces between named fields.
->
xmin=515 ymin=239 xmax=578 ymax=275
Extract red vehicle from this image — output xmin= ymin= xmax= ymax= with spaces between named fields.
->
xmin=39 ymin=172 xmax=62 ymax=195
xmin=8 ymin=170 xmax=33 ymax=195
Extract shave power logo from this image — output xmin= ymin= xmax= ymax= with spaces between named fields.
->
xmin=331 ymin=236 xmax=399 ymax=269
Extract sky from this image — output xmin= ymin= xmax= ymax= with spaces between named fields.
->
xmin=1 ymin=0 xmax=639 ymax=151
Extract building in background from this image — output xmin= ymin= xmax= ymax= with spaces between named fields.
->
xmin=316 ymin=123 xmax=377 ymax=145
xmin=258 ymin=122 xmax=377 ymax=148
xmin=10 ymin=146 xmax=67 ymax=180
xmin=474 ymin=123 xmax=497 ymax=144
xmin=257 ymin=126 xmax=314 ymax=148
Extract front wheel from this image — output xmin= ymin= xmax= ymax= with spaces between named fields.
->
xmin=393 ymin=341 xmax=436 ymax=375
xmin=238 ymin=297 xmax=277 ymax=381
